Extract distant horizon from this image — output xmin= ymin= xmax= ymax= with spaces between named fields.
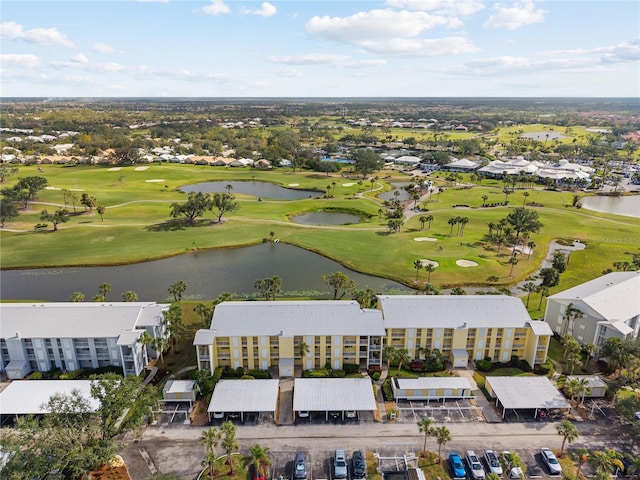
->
xmin=2 ymin=96 xmax=639 ymax=100
xmin=2 ymin=1 xmax=638 ymax=97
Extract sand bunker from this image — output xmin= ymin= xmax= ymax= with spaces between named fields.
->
xmin=456 ymin=259 xmax=478 ymax=267
xmin=108 ymin=167 xmax=122 ymax=171
xmin=420 ymin=259 xmax=439 ymax=267
xmin=69 ymin=188 xmax=84 ymax=191
xmin=414 ymin=237 xmax=437 ymax=242
xmin=145 ymin=179 xmax=165 ymax=183
xmin=288 ymin=183 xmax=300 ymax=187
xmin=342 ymin=182 xmax=355 ymax=187
xmin=45 ymin=186 xmax=61 ymax=190
xmin=134 ymin=166 xmax=149 ymax=171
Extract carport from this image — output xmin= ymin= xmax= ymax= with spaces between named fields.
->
xmin=392 ymin=377 xmax=474 ymax=401
xmin=207 ymin=379 xmax=279 ymax=422
xmin=293 ymin=378 xmax=377 ymax=421
xmin=0 ymin=380 xmax=99 ymax=423
xmin=485 ymin=376 xmax=570 ymax=419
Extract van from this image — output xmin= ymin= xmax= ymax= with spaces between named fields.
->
xmin=334 ymin=449 xmax=348 ymax=479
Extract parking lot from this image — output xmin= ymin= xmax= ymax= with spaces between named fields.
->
xmin=395 ymin=399 xmax=484 ymax=423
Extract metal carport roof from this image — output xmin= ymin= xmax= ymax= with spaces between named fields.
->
xmin=208 ymin=379 xmax=279 ymax=413
xmin=293 ymin=378 xmax=377 ymax=412
xmin=0 ymin=380 xmax=100 ymax=415
xmin=485 ymin=376 xmax=570 ymax=418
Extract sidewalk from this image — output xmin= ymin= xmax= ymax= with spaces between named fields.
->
xmin=457 ymin=369 xmax=503 ymax=423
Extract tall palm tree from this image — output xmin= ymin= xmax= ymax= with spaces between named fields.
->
xmin=413 ymin=259 xmax=423 ymax=280
xmin=168 ymin=280 xmax=187 ymax=302
xmin=448 ymin=217 xmax=457 ymax=235
xmin=383 ymin=346 xmax=397 ymax=371
xmin=458 ymin=217 xmax=469 ymax=236
xmin=522 ymin=191 xmax=530 ymax=206
xmin=572 ymin=448 xmax=589 ymax=480
xmin=556 ymin=420 xmax=579 ymax=457
xmin=582 ymin=343 xmax=597 ymax=369
xmin=508 ymin=256 xmax=519 ymax=277
xmin=221 ymin=421 xmax=239 ymax=472
xmin=417 ymin=417 xmax=434 ymax=452
xmin=566 ymin=352 xmax=583 ymax=374
xmin=200 ymin=427 xmax=221 ymax=480
xmin=521 ymin=282 xmax=537 ymax=308
xmin=589 ymin=450 xmax=623 ymax=480
xmin=433 ymin=425 xmax=451 ymax=463
xmin=562 ymin=303 xmax=584 ymax=336
xmin=194 ymin=302 xmax=213 ymax=326
xmin=296 ymin=341 xmax=310 ymax=365
xmin=394 ymin=348 xmax=410 ymax=374
xmin=246 ymin=444 xmax=272 ymax=480
xmin=564 ymin=378 xmax=591 ymax=405
xmin=425 ymin=264 xmax=435 ymax=283
xmin=426 ymin=214 xmax=434 ymax=229
xmin=481 ymin=194 xmax=488 ymax=207
xmin=98 ymin=282 xmax=112 ymax=301
xmin=418 ymin=216 xmax=428 ymax=230
xmin=537 ymin=285 xmax=549 ymax=310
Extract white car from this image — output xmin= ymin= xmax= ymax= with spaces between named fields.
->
xmin=541 ymin=448 xmax=562 ymax=475
xmin=484 ymin=450 xmax=503 ymax=476
xmin=465 ymin=451 xmax=486 ymax=480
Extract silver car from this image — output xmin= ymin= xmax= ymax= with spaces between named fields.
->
xmin=335 ymin=449 xmax=348 ymax=479
xmin=541 ymin=448 xmax=562 ymax=475
xmin=484 ymin=450 xmax=503 ymax=476
xmin=465 ymin=451 xmax=486 ymax=480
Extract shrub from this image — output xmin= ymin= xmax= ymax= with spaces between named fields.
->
xmin=476 ymin=359 xmax=492 ymax=371
xmin=368 ymin=365 xmax=382 ymax=375
xmin=536 ymin=358 xmax=554 ymax=375
xmin=518 ymin=359 xmax=532 ymax=372
xmin=240 ymin=375 xmax=255 ymax=380
xmin=343 ymin=363 xmax=359 ymax=374
xmin=30 ymin=372 xmax=43 ymax=380
xmin=381 ymin=379 xmax=394 ymax=401
xmin=510 ymin=355 xmax=519 ymax=366
xmin=247 ymin=369 xmax=270 ymax=379
xmin=308 ymin=368 xmax=330 ymax=378
xmin=331 ymin=369 xmax=346 ymax=378
xmin=60 ymin=369 xmax=82 ymax=380
xmin=372 ymin=372 xmax=381 ymax=381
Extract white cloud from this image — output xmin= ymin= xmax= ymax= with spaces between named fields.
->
xmin=92 ymin=42 xmax=114 ymax=54
xmin=242 ymin=2 xmax=277 ymax=17
xmin=483 ymin=1 xmax=545 ymax=30
xmin=0 ymin=53 xmax=41 ymax=68
xmin=71 ymin=54 xmax=88 ymax=64
xmin=137 ymin=0 xmax=170 ymax=2
xmin=277 ymin=68 xmax=303 ymax=77
xmin=202 ymin=0 xmax=230 ymax=16
xmin=385 ymin=0 xmax=485 ymax=16
xmin=268 ymin=53 xmax=351 ymax=65
xmin=0 ymin=21 xmax=74 ymax=47
xmin=306 ymin=8 xmax=477 ymax=56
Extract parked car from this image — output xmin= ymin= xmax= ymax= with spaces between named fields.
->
xmin=540 ymin=448 xmax=562 ymax=475
xmin=294 ymin=452 xmax=307 ymax=480
xmin=500 ymin=451 xmax=523 ymax=479
xmin=335 ymin=449 xmax=348 ymax=479
xmin=352 ymin=450 xmax=366 ymax=479
xmin=346 ymin=410 xmax=358 ymax=420
xmin=212 ymin=411 xmax=224 ymax=419
xmin=465 ymin=451 xmax=485 ymax=480
xmin=449 ymin=452 xmax=467 ymax=479
xmin=484 ymin=450 xmax=503 ymax=476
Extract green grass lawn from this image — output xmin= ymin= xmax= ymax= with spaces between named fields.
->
xmin=2 ymin=165 xmax=639 ymax=298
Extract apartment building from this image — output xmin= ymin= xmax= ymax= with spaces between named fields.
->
xmin=194 ymin=295 xmax=552 ymax=376
xmin=544 ymin=271 xmax=640 ymax=346
xmin=194 ymin=300 xmax=385 ymax=375
xmin=0 ymin=302 xmax=169 ymax=379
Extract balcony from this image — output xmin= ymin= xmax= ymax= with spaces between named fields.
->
xmin=369 ymin=344 xmax=381 ymax=351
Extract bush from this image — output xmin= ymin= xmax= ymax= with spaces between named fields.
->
xmin=536 ymin=358 xmax=554 ymax=375
xmin=331 ymin=369 xmax=346 ymax=378
xmin=476 ymin=359 xmax=492 ymax=371
xmin=343 ymin=363 xmax=359 ymax=374
xmin=381 ymin=379 xmax=394 ymax=401
xmin=306 ymin=368 xmax=330 ymax=378
xmin=30 ymin=372 xmax=43 ymax=380
xmin=368 ymin=366 xmax=382 ymax=376
xmin=247 ymin=369 xmax=270 ymax=379
xmin=372 ymin=372 xmax=381 ymax=381
xmin=240 ymin=375 xmax=255 ymax=380
xmin=510 ymin=355 xmax=519 ymax=366
xmin=59 ymin=369 xmax=83 ymax=380
xmin=518 ymin=359 xmax=532 ymax=372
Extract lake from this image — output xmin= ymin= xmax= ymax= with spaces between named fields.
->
xmin=0 ymin=243 xmax=410 ymax=302
xmin=181 ymin=180 xmax=322 ymax=199
xmin=291 ymin=212 xmax=362 ymax=225
xmin=580 ymin=195 xmax=640 ymax=218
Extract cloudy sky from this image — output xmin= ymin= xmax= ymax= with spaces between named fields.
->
xmin=1 ymin=0 xmax=638 ymax=97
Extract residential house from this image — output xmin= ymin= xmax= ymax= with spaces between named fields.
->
xmin=543 ymin=271 xmax=640 ymax=346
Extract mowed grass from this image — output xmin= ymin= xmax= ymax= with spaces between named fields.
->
xmin=2 ymin=165 xmax=639 ymax=293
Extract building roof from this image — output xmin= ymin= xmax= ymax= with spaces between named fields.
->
xmin=486 ymin=376 xmax=570 ymax=411
xmin=395 ymin=377 xmax=473 ymax=391
xmin=0 ymin=380 xmax=100 ymax=415
xmin=193 ymin=329 xmax=217 ymax=345
xmin=163 ymin=380 xmax=197 ymax=395
xmin=0 ymin=302 xmax=168 ymax=339
xmin=527 ymin=320 xmax=554 ymax=335
xmin=548 ymin=271 xmax=640 ymax=321
xmin=446 ymin=158 xmax=479 ymax=169
xmin=377 ymin=295 xmax=533 ymax=329
xmin=207 ymin=379 xmax=279 ymax=413
xmin=565 ymin=375 xmax=607 ymax=390
xmin=209 ymin=301 xmax=385 ymax=337
xmin=116 ymin=330 xmax=142 ymax=346
xmin=293 ymin=378 xmax=377 ymax=412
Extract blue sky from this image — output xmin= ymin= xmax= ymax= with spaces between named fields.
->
xmin=1 ymin=0 xmax=639 ymax=97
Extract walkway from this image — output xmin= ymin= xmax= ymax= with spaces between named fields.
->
xmin=457 ymin=369 xmax=502 ymax=423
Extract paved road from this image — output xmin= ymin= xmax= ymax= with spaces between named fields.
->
xmin=119 ymin=417 xmax=637 ymax=480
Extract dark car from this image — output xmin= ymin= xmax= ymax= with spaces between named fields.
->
xmin=294 ymin=452 xmax=307 ymax=480
xmin=353 ymin=450 xmax=366 ymax=479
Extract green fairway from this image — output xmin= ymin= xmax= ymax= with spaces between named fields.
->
xmin=1 ymin=165 xmax=638 ymax=295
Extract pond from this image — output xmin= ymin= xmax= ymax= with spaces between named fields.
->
xmin=378 ymin=182 xmax=411 ymax=202
xmin=291 ymin=212 xmax=362 ymax=225
xmin=580 ymin=195 xmax=640 ymax=218
xmin=181 ymin=181 xmax=322 ymax=200
xmin=0 ymin=243 xmax=410 ymax=302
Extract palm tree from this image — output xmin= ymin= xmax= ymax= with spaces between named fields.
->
xmin=417 ymin=417 xmax=434 ymax=452
xmin=246 ymin=444 xmax=272 ymax=480
xmin=564 ymin=378 xmax=591 ymax=405
xmin=481 ymin=194 xmax=489 ymax=207
xmin=413 ymin=259 xmax=423 ymax=280
xmin=418 ymin=216 xmax=428 ymax=231
xmin=194 ymin=302 xmax=213 ymax=326
xmin=70 ymin=291 xmax=85 ymax=302
xmin=508 ymin=256 xmax=519 ymax=277
xmin=503 ymin=187 xmax=511 ymax=204
xmin=561 ymin=335 xmax=581 ymax=361
xmin=433 ymin=425 xmax=451 ymax=463
xmin=422 ymin=283 xmax=440 ymax=295
xmin=138 ymin=331 xmax=155 ymax=366
xmin=582 ymin=343 xmax=597 ymax=369
xmin=426 ymin=214 xmax=434 ymax=229
xmin=97 ymin=205 xmax=105 ymax=221
xmin=425 ymin=264 xmax=435 ymax=283
xmin=200 ymin=427 xmax=221 ymax=480
xmin=383 ymin=346 xmax=397 ymax=371
xmin=589 ymin=450 xmax=624 ymax=480
xmin=448 ymin=217 xmax=457 ymax=235
xmin=556 ymin=420 xmax=579 ymax=457
xmin=561 ymin=303 xmax=584 ymax=336
xmin=221 ymin=421 xmax=239 ymax=472
xmin=98 ymin=282 xmax=112 ymax=301
xmin=527 ymin=241 xmax=536 ymax=259
xmin=566 ymin=352 xmax=583 ymax=374
xmin=537 ymin=285 xmax=549 ymax=310
xmin=521 ymin=282 xmax=537 ymax=308
xmin=122 ymin=291 xmax=138 ymax=302
xmin=168 ymin=280 xmax=187 ymax=302
xmin=394 ymin=348 xmax=410 ymax=374
xmin=522 ymin=191 xmax=529 ymax=207
xmin=296 ymin=341 xmax=310 ymax=365
xmin=572 ymin=448 xmax=589 ymax=480
xmin=458 ymin=217 xmax=469 ymax=236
